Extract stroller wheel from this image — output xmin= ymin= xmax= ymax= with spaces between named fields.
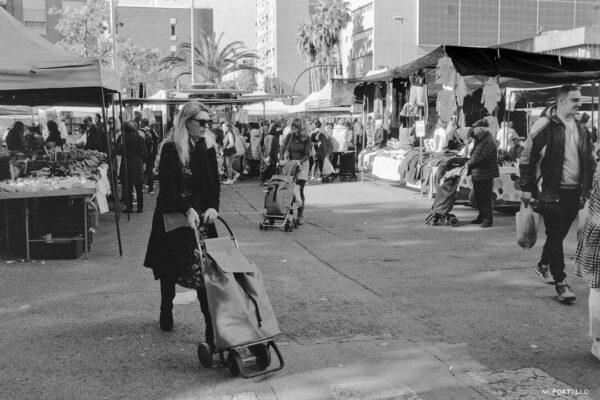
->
xmin=250 ymin=343 xmax=271 ymax=369
xmin=449 ymin=217 xmax=459 ymax=227
xmin=227 ymin=350 xmax=242 ymax=377
xmin=197 ymin=342 xmax=213 ymax=369
xmin=259 ymin=222 xmax=264 ymax=230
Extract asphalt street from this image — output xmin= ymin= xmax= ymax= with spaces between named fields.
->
xmin=1 ymin=177 xmax=599 ymax=400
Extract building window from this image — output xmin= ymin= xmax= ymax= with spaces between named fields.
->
xmin=170 ymin=45 xmax=177 ymax=56
xmin=170 ymin=18 xmax=176 ymax=37
xmin=23 ymin=0 xmax=47 ymax=34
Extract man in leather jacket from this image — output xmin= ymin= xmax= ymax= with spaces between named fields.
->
xmin=518 ymin=85 xmax=596 ymax=303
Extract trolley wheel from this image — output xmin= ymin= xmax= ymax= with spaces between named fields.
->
xmin=197 ymin=343 xmax=213 ymax=369
xmin=250 ymin=343 xmax=271 ymax=370
xmin=449 ymin=217 xmax=459 ymax=227
xmin=285 ymin=222 xmax=293 ymax=232
xmin=227 ymin=350 xmax=242 ymax=377
xmin=259 ymin=223 xmax=264 ymax=230
xmin=268 ymin=218 xmax=275 ymax=226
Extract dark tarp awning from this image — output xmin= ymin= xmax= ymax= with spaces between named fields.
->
xmin=362 ymin=45 xmax=600 ymax=85
xmin=0 ymin=7 xmax=120 ymax=106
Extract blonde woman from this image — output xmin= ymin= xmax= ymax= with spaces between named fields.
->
xmin=143 ymin=101 xmax=220 ymax=342
xmin=575 ymin=164 xmax=600 ymax=361
xmin=279 ymin=118 xmax=311 ymax=225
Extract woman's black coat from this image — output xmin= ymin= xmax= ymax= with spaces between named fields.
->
xmin=117 ymin=131 xmax=147 ymax=185
xmin=143 ymin=139 xmax=220 ymax=281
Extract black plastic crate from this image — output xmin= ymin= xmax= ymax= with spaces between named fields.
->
xmin=30 ymin=239 xmax=84 ymax=260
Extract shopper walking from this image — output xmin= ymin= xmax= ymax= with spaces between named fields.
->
xmin=575 ymin=164 xmax=600 ymax=361
xmin=222 ymin=122 xmax=237 ymax=184
xmin=260 ymin=122 xmax=281 ymax=184
xmin=467 ymin=119 xmax=499 ymax=228
xmin=117 ymin=121 xmax=147 ymax=213
xmin=140 ymin=119 xmax=159 ymax=193
xmin=519 ymin=85 xmax=596 ymax=303
xmin=280 ymin=118 xmax=311 ymax=225
xmin=143 ymin=101 xmax=219 ymax=340
xmin=246 ymin=122 xmax=262 ymax=178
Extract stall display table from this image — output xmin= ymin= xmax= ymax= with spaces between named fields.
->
xmin=0 ymin=188 xmax=95 ymax=260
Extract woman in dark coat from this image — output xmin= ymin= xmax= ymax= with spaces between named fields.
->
xmin=45 ymin=120 xmax=63 ymax=151
xmin=467 ymin=119 xmax=500 ymax=228
xmin=6 ymin=121 xmax=26 ymax=153
xmin=143 ymin=101 xmax=219 ymax=341
xmin=117 ymin=121 xmax=147 ymax=213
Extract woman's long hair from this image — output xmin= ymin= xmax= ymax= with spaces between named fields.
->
xmin=291 ymin=118 xmax=309 ymax=139
xmin=155 ymin=101 xmax=208 ymax=169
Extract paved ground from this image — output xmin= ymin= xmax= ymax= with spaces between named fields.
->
xmin=1 ymin=177 xmax=599 ymax=400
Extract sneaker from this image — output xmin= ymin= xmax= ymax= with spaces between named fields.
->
xmin=314 ymin=177 xmax=322 ymax=182
xmin=223 ymin=179 xmax=234 ymax=185
xmin=232 ymin=172 xmax=241 ymax=183
xmin=592 ymin=339 xmax=600 ymax=361
xmin=555 ymin=281 xmax=576 ymax=303
xmin=535 ymin=262 xmax=554 ymax=284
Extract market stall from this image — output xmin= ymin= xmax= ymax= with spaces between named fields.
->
xmin=0 ymin=7 xmax=122 ymax=259
xmin=358 ymin=45 xmax=600 ymax=204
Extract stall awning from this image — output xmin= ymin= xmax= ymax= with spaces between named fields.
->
xmin=362 ymin=45 xmax=600 ymax=85
xmin=0 ymin=7 xmax=120 ymax=106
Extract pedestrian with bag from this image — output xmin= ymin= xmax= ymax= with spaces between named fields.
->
xmin=279 ymin=118 xmax=311 ymax=225
xmin=143 ymin=101 xmax=219 ymax=340
xmin=467 ymin=119 xmax=499 ymax=228
xmin=260 ymin=122 xmax=281 ymax=185
xmin=117 ymin=121 xmax=147 ymax=213
xmin=140 ymin=118 xmax=159 ymax=194
xmin=518 ymin=85 xmax=596 ymax=303
xmin=575 ymin=164 xmax=600 ymax=361
xmin=221 ymin=122 xmax=237 ymax=184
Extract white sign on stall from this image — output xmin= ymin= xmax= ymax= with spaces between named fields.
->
xmin=415 ymin=120 xmax=426 ymax=138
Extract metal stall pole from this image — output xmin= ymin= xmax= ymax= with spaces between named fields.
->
xmin=592 ymin=83 xmax=595 ymax=136
xmin=99 ymin=89 xmax=123 ymax=256
xmin=361 ymin=96 xmax=366 ymax=183
xmin=118 ymin=93 xmax=130 ymax=221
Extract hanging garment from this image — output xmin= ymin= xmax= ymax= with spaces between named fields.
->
xmin=373 ymin=85 xmax=384 ymax=117
xmin=458 ymin=108 xmax=466 ymax=129
xmin=484 ymin=115 xmax=499 ymax=137
xmin=436 ymin=89 xmax=456 ymax=123
xmin=409 ymin=85 xmax=425 ymax=107
xmin=455 ymin=75 xmax=468 ymax=107
xmin=482 ymin=78 xmax=502 ymax=114
xmin=436 ymin=56 xmax=456 ymax=87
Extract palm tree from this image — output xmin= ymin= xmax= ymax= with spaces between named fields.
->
xmin=297 ymin=0 xmax=350 ymax=91
xmin=159 ymin=31 xmax=262 ymax=86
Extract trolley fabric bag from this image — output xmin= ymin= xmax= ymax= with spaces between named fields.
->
xmin=202 ymin=237 xmax=281 ymax=349
xmin=516 ymin=201 xmax=540 ymax=249
xmin=264 ymin=175 xmax=295 ymax=215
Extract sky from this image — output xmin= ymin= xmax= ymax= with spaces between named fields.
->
xmin=118 ymin=0 xmax=257 ymax=48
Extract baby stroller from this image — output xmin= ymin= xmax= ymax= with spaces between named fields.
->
xmin=197 ymin=217 xmax=285 ymax=378
xmin=338 ymin=151 xmax=357 ymax=182
xmin=425 ymin=175 xmax=461 ymax=227
xmin=259 ymin=162 xmax=300 ymax=232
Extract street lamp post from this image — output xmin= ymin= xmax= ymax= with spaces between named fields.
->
xmin=392 ymin=16 xmax=404 ymax=65
xmin=290 ymin=64 xmax=340 ymax=104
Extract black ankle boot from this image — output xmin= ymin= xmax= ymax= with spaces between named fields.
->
xmin=159 ymin=308 xmax=173 ymax=331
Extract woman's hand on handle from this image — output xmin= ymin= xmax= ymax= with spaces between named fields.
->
xmin=186 ymin=208 xmax=200 ymax=229
xmin=203 ymin=208 xmax=218 ymax=225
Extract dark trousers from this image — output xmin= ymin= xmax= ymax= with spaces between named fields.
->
xmin=331 ymin=152 xmax=341 ymax=170
xmin=160 ymin=278 xmax=214 ymax=345
xmin=260 ymin=162 xmax=277 ymax=183
xmin=539 ymin=189 xmax=580 ymax=283
xmin=472 ymin=178 xmax=494 ymax=223
xmin=145 ymin=156 xmax=156 ymax=192
xmin=124 ymin=182 xmax=143 ymax=211
xmin=297 ymin=180 xmax=306 ymax=217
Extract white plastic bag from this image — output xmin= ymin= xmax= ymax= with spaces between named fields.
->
xmin=516 ymin=201 xmax=540 ymax=249
xmin=322 ymin=157 xmax=334 ymax=176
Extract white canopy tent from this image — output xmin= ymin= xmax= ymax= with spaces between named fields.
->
xmin=243 ymin=100 xmax=291 ymax=117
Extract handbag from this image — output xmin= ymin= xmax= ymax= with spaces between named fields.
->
xmin=163 ymin=212 xmax=190 ymax=232
xmin=223 ymin=146 xmax=236 ymax=156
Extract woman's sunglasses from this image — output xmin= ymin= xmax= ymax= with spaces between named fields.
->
xmin=191 ymin=118 xmax=208 ymax=127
